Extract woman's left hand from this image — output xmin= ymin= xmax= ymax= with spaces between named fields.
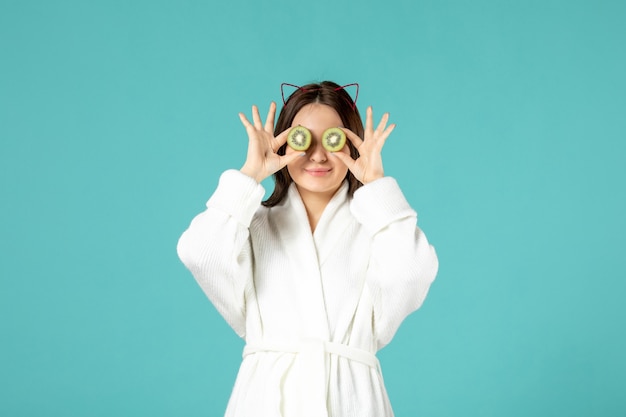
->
xmin=332 ymin=106 xmax=395 ymax=184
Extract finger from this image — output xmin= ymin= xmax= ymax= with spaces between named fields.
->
xmin=340 ymin=127 xmax=364 ymax=149
xmin=375 ymin=112 xmax=390 ymax=132
xmin=271 ymin=128 xmax=290 ymax=153
xmin=279 ymin=150 xmax=306 ymax=168
xmin=382 ymin=123 xmax=396 ymax=139
xmin=377 ymin=121 xmax=396 ymax=141
xmin=365 ymin=106 xmax=373 ymax=133
xmin=331 ymin=151 xmax=357 ymax=172
xmin=264 ymin=102 xmax=276 ymax=133
xmin=374 ymin=123 xmax=396 ymax=151
xmin=252 ymin=105 xmax=263 ymax=129
xmin=239 ymin=112 xmax=253 ymax=130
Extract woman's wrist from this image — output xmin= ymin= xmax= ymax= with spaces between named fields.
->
xmin=239 ymin=165 xmax=263 ymax=183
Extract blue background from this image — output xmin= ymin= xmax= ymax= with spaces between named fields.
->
xmin=1 ymin=0 xmax=625 ymax=415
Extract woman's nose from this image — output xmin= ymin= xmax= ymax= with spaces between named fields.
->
xmin=308 ymin=139 xmax=328 ymax=162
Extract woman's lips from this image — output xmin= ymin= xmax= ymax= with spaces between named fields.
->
xmin=305 ymin=168 xmax=332 ymax=177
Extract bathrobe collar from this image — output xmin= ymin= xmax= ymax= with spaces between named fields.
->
xmin=272 ymin=180 xmax=352 ymax=340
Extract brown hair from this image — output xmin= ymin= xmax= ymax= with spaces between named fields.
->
xmin=262 ymin=81 xmax=364 ymax=207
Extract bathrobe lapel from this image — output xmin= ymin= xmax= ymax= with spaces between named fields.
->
xmin=273 ymin=182 xmax=351 ymax=339
xmin=270 ymin=182 xmax=354 ymax=417
xmin=313 ymin=182 xmax=352 ymax=268
xmin=274 ymin=184 xmax=330 ymax=341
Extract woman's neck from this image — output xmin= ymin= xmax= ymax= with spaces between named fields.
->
xmin=296 ymin=186 xmax=337 ymax=233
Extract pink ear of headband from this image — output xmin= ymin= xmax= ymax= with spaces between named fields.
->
xmin=280 ymin=83 xmax=360 ymax=110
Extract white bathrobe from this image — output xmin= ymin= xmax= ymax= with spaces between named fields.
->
xmin=177 ymin=170 xmax=439 ymax=417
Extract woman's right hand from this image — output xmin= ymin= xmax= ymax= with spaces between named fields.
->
xmin=239 ymin=102 xmax=303 ymax=183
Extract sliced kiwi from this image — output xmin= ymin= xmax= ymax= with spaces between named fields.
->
xmin=287 ymin=125 xmax=312 ymax=151
xmin=321 ymin=127 xmax=346 ymax=152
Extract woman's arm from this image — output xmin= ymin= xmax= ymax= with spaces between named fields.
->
xmin=351 ymin=178 xmax=439 ymax=349
xmin=336 ymin=106 xmax=438 ymax=348
xmin=178 ymin=103 xmax=301 ymax=335
xmin=177 ymin=170 xmax=265 ymax=337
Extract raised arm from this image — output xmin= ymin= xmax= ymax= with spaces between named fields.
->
xmin=351 ymin=178 xmax=439 ymax=349
xmin=177 ymin=102 xmax=297 ymax=336
xmin=340 ymin=106 xmax=438 ymax=348
xmin=177 ymin=170 xmax=265 ymax=337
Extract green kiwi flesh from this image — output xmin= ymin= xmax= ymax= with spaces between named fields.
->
xmin=321 ymin=128 xmax=346 ymax=152
xmin=287 ymin=126 xmax=312 ymax=151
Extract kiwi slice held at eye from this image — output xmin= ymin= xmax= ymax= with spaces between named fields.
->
xmin=287 ymin=125 xmax=312 ymax=151
xmin=321 ymin=127 xmax=346 ymax=152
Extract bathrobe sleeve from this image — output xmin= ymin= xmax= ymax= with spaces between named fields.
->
xmin=350 ymin=177 xmax=439 ymax=349
xmin=177 ymin=170 xmax=265 ymax=337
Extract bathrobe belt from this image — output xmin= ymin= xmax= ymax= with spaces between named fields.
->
xmin=243 ymin=339 xmax=380 ymax=417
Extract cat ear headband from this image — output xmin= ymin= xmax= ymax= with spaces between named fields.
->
xmin=280 ymin=82 xmax=360 ymax=110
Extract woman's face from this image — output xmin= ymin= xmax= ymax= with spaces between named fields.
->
xmin=285 ymin=103 xmax=351 ymax=200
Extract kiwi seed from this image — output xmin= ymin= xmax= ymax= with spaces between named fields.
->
xmin=287 ymin=125 xmax=312 ymax=151
xmin=321 ymin=127 xmax=346 ymax=152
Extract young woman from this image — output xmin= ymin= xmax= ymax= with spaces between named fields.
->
xmin=177 ymin=81 xmax=439 ymax=417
